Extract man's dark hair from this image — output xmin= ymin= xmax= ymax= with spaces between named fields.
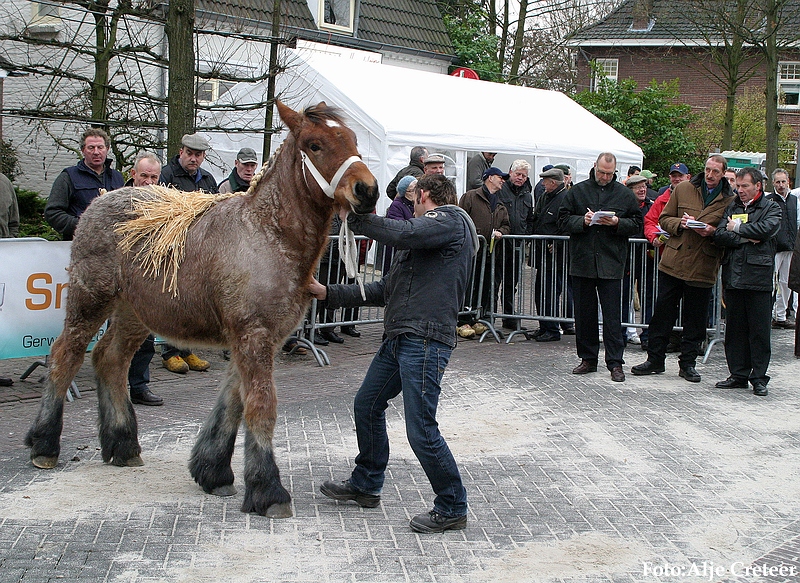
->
xmin=627 ymin=165 xmax=641 ymax=176
xmin=410 ymin=146 xmax=427 ymax=163
xmin=735 ymin=167 xmax=762 ymax=188
xmin=417 ymin=174 xmax=456 ymax=206
xmin=80 ymin=128 xmax=111 ymax=149
xmin=707 ymin=154 xmax=728 ymax=172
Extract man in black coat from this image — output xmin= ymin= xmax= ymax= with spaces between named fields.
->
xmin=557 ymin=152 xmax=642 ymax=382
xmin=385 ymin=146 xmax=427 ymax=200
xmin=713 ymin=167 xmax=781 ymax=396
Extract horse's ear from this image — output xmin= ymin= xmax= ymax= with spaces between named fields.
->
xmin=276 ymin=100 xmax=301 ymax=132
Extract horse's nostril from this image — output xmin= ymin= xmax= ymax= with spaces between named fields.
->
xmin=355 ymin=181 xmax=379 ymax=207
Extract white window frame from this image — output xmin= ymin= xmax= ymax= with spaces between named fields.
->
xmin=319 ymin=0 xmax=355 ymax=34
xmin=196 ymin=78 xmax=236 ymax=105
xmin=778 ymin=61 xmax=800 ymax=110
xmin=591 ymin=58 xmax=618 ymax=92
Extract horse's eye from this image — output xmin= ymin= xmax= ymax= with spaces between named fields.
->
xmin=309 ymin=144 xmax=321 ymax=152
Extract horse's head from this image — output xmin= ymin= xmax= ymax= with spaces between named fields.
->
xmin=277 ymin=100 xmax=378 ymax=215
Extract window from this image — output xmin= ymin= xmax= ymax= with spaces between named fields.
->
xmin=591 ymin=58 xmax=618 ymax=92
xmin=320 ymin=0 xmax=354 ymax=33
xmin=31 ymin=1 xmax=60 ymax=22
xmin=196 ymin=79 xmax=236 ymax=104
xmin=779 ymin=62 xmax=800 ymax=109
xmin=27 ymin=0 xmax=61 ymax=36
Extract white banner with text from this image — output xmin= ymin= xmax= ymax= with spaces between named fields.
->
xmin=0 ymin=239 xmax=106 ymax=360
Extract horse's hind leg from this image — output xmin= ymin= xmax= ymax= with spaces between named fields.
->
xmin=190 ymin=365 xmax=243 ymax=497
xmin=238 ymin=354 xmax=292 ymax=518
xmin=25 ymin=301 xmax=111 ymax=468
xmin=93 ymin=305 xmax=149 ymax=467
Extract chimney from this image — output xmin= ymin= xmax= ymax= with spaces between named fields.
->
xmin=631 ymin=0 xmax=654 ymax=31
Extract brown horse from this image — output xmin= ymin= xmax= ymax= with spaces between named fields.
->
xmin=25 ymin=101 xmax=378 ymax=518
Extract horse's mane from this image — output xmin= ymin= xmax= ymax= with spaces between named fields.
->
xmin=302 ymin=103 xmax=345 ymax=126
xmin=115 ymin=185 xmax=241 ymax=296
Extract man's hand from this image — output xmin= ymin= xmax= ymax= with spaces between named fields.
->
xmin=597 ymin=215 xmax=619 ymax=227
xmin=492 ymin=230 xmax=503 ymax=239
xmin=697 ymin=224 xmax=716 ymax=237
xmin=308 ymin=277 xmax=327 ymax=300
xmin=584 ymin=209 xmax=594 ymax=226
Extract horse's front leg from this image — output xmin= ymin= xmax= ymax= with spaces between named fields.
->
xmin=238 ymin=354 xmax=292 ymax=518
xmin=26 ymin=312 xmax=109 ymax=468
xmin=189 ymin=365 xmax=243 ymax=497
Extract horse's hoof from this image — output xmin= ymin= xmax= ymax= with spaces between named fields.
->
xmin=31 ymin=455 xmax=58 ymax=469
xmin=110 ymin=455 xmax=144 ymax=467
xmin=266 ymin=502 xmax=293 ymax=519
xmin=211 ymin=484 xmax=237 ymax=497
xmin=124 ymin=455 xmax=144 ymax=467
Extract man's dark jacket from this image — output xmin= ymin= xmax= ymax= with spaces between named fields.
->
xmin=766 ymin=191 xmax=798 ymax=252
xmin=45 ymin=159 xmax=124 ymax=240
xmin=498 ymin=178 xmax=534 ymax=235
xmin=557 ymin=168 xmax=642 ymax=279
xmin=326 ymin=206 xmax=478 ymax=348
xmin=385 ymin=160 xmax=424 ymax=200
xmin=160 ymin=155 xmax=218 ymax=193
xmin=714 ymin=193 xmax=781 ymax=291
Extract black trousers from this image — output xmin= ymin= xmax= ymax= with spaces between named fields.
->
xmin=534 ymin=244 xmax=564 ymax=334
xmin=646 ymin=272 xmax=712 ymax=368
xmin=572 ymin=276 xmax=625 ymax=370
xmin=724 ymin=288 xmax=772 ymax=385
xmin=500 ymin=239 xmax=525 ymax=321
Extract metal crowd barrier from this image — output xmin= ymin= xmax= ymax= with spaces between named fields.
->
xmin=297 ymin=233 xmax=725 ymax=366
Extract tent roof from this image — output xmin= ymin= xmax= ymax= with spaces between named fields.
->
xmin=279 ymin=52 xmax=643 ymax=164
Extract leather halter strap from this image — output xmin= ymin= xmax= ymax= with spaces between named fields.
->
xmin=300 ymin=152 xmax=362 ymax=199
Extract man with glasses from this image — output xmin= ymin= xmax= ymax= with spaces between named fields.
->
xmin=558 ymin=153 xmax=642 ymax=382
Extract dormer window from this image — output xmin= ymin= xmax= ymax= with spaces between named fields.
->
xmin=26 ymin=0 xmax=61 ymax=37
xmin=629 ymin=18 xmax=655 ymax=33
xmin=320 ymin=0 xmax=354 ymax=34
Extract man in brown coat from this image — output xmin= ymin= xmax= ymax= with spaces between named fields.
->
xmin=458 ymin=167 xmax=511 ymax=336
xmin=632 ymin=154 xmax=735 ymax=383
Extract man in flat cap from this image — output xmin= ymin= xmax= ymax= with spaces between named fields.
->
xmin=218 ymin=147 xmax=259 ymax=194
xmin=160 ymin=133 xmax=218 ymax=194
xmin=530 ymin=167 xmax=569 ymax=342
xmin=158 ymin=133 xmax=218 ymax=374
xmin=423 ymin=153 xmax=446 ymax=176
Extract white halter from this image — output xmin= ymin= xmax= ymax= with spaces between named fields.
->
xmin=300 ymin=151 xmax=362 ymax=199
xmin=300 ymin=150 xmax=368 ymax=299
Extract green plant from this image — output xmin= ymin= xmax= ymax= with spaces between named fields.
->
xmin=0 ymin=138 xmax=20 ymax=180
xmin=16 ymin=187 xmax=61 ymax=240
xmin=573 ymin=72 xmax=702 ymax=181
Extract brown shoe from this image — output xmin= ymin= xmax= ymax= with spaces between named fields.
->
xmin=572 ymin=360 xmax=597 ymax=374
xmin=610 ymin=366 xmax=625 ymax=382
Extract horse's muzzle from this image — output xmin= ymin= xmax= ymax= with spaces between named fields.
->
xmin=351 ymin=180 xmax=379 ymax=214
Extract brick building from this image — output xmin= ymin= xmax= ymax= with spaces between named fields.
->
xmin=569 ymin=0 xmax=800 ymax=176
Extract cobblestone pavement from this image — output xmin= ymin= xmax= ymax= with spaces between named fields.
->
xmin=1 ymin=326 xmax=799 ymax=583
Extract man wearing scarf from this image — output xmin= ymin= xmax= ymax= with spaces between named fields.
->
xmin=632 ymin=155 xmax=735 ymax=384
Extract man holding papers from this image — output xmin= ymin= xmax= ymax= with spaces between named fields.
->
xmin=632 ymin=155 xmax=735 ymax=383
xmin=558 ymin=152 xmax=642 ymax=382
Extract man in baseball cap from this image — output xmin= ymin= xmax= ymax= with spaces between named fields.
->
xmin=658 ymin=162 xmax=691 ymax=195
xmin=219 ymin=147 xmax=260 ymax=194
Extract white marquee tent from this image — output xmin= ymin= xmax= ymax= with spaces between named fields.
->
xmin=205 ymin=50 xmax=643 ymax=215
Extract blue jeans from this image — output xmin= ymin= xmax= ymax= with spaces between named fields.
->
xmin=349 ymin=334 xmax=467 ymax=518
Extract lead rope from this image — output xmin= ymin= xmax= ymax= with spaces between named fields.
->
xmin=300 ymin=151 xmax=367 ymax=299
xmin=339 ymin=214 xmax=366 ymax=300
